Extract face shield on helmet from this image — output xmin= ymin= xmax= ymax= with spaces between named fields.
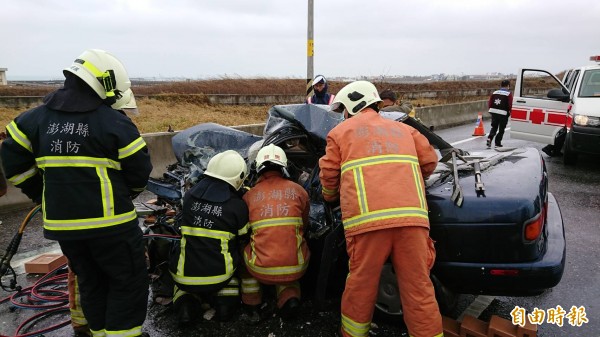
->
xmin=111 ymin=88 xmax=139 ymax=116
xmin=64 ymin=49 xmax=131 ymax=100
xmin=330 ymin=81 xmax=382 ymax=116
xmin=204 ymin=150 xmax=248 ymax=190
xmin=255 ymin=144 xmax=288 ymax=174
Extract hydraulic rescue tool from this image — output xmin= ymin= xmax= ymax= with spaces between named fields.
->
xmin=0 ymin=205 xmax=41 ymax=291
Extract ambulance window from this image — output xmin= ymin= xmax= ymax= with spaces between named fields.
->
xmin=564 ymin=70 xmax=580 ymax=91
xmin=521 ymin=70 xmax=563 ymax=99
xmin=579 ymin=70 xmax=600 ymax=97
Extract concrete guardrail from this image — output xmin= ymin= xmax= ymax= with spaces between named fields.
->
xmin=0 ymin=101 xmax=487 ymax=212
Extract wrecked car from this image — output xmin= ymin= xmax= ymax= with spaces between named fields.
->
xmin=141 ymin=103 xmax=566 ymax=319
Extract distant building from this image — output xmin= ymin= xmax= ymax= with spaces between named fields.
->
xmin=0 ymin=68 xmax=7 ymax=85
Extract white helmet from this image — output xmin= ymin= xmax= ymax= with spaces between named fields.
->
xmin=255 ymin=144 xmax=288 ymax=174
xmin=312 ymin=74 xmax=327 ymax=86
xmin=330 ymin=80 xmax=382 ymax=115
xmin=112 ymin=89 xmax=139 ymax=115
xmin=64 ymin=49 xmax=131 ymax=100
xmin=204 ymin=150 xmax=248 ymax=190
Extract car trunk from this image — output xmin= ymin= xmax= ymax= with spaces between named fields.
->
xmin=427 ymin=147 xmax=547 ymax=264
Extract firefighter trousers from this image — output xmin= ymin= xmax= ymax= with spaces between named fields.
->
xmin=340 ymin=227 xmax=443 ymax=337
xmin=59 ymin=225 xmax=148 ymax=337
xmin=173 ymin=277 xmax=240 ymax=319
xmin=68 ymin=266 xmax=89 ymax=333
xmin=239 ymin=267 xmax=301 ymax=309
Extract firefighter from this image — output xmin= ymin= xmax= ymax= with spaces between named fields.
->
xmin=307 ymin=75 xmax=336 ymax=105
xmin=240 ymin=144 xmax=310 ymax=320
xmin=0 ymin=134 xmax=7 ymax=198
xmin=168 ymin=150 xmax=249 ymax=324
xmin=66 ymin=88 xmax=141 ymax=337
xmin=319 ymin=81 xmax=443 ymax=337
xmin=1 ymin=49 xmax=152 ymax=337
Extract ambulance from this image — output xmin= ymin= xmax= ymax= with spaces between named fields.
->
xmin=510 ymin=56 xmax=600 ymax=165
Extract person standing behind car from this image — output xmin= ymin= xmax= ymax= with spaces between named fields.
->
xmin=1 ymin=49 xmax=152 ymax=337
xmin=319 ymin=81 xmax=442 ymax=337
xmin=487 ymin=79 xmax=513 ymax=148
xmin=169 ymin=150 xmax=249 ymax=324
xmin=379 ymin=89 xmax=417 ymax=118
xmin=307 ymin=75 xmax=336 ymax=105
xmin=240 ymin=144 xmax=310 ymax=320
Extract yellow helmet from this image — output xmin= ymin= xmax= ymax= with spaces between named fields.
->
xmin=255 ymin=144 xmax=288 ymax=174
xmin=64 ymin=49 xmax=131 ymax=100
xmin=112 ymin=89 xmax=139 ymax=115
xmin=330 ymin=80 xmax=382 ymax=115
xmin=204 ymin=150 xmax=248 ymax=190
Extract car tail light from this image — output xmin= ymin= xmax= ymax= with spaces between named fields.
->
xmin=524 ymin=200 xmax=548 ymax=241
xmin=490 ymin=269 xmax=519 ymax=276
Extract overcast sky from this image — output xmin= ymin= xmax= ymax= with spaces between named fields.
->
xmin=2 ymin=0 xmax=599 ymax=80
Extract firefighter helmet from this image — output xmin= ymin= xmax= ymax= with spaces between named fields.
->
xmin=112 ymin=89 xmax=139 ymax=115
xmin=204 ymin=150 xmax=248 ymax=190
xmin=64 ymin=49 xmax=131 ymax=100
xmin=330 ymin=80 xmax=382 ymax=115
xmin=255 ymin=144 xmax=288 ymax=174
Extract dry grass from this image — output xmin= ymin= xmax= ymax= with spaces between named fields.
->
xmin=0 ymin=96 xmax=487 ymax=134
xmin=0 ymin=100 xmax=270 ymax=134
xmin=131 ymin=99 xmax=269 ymax=133
xmin=0 ymin=77 xmax=557 ymax=133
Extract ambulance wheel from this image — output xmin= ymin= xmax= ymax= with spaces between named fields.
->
xmin=563 ymin=134 xmax=578 ymax=166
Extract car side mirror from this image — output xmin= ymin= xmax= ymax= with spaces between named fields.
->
xmin=547 ymin=88 xmax=570 ymax=102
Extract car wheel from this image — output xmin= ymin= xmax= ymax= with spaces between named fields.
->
xmin=563 ymin=134 xmax=578 ymax=166
xmin=374 ymin=263 xmax=458 ymax=323
xmin=431 ymin=273 xmax=458 ymax=314
xmin=374 ymin=263 xmax=404 ymax=323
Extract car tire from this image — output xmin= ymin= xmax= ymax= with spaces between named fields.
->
xmin=374 ymin=263 xmax=458 ymax=323
xmin=563 ymin=134 xmax=578 ymax=166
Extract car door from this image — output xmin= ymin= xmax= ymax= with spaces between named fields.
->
xmin=510 ymin=69 xmax=571 ymax=144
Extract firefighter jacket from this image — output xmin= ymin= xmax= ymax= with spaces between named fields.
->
xmin=242 ymin=171 xmax=310 ymax=283
xmin=488 ymin=88 xmax=513 ymax=116
xmin=1 ymin=78 xmax=152 ymax=241
xmin=319 ymin=108 xmax=438 ymax=237
xmin=169 ymin=176 xmax=249 ymax=293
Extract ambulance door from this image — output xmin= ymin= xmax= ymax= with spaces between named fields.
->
xmin=510 ymin=69 xmax=570 ymax=144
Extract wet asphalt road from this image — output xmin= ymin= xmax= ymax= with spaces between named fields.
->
xmin=1 ymin=120 xmax=599 ymax=337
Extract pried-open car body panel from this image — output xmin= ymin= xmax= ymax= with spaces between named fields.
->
xmin=153 ymin=103 xmax=565 ymax=301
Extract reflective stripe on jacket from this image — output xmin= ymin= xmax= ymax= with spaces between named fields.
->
xmin=169 ymin=178 xmax=249 ymax=292
xmin=243 ymin=171 xmax=310 ymax=283
xmin=319 ymin=108 xmax=438 ymax=237
xmin=1 ymin=104 xmax=152 ymax=239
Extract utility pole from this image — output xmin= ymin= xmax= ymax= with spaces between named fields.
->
xmin=306 ymin=0 xmax=314 ymax=99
